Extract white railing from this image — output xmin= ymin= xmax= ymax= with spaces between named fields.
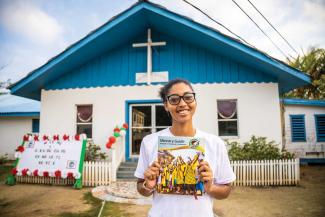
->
xmin=230 ymin=158 xmax=300 ymax=186
xmin=83 ymin=161 xmax=111 ymax=186
xmin=107 ymin=136 xmax=125 ymax=182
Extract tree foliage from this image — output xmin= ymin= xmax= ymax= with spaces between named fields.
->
xmin=283 ymin=47 xmax=325 ymax=99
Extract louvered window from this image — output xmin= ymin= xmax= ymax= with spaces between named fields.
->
xmin=315 ymin=115 xmax=325 ymax=142
xmin=290 ymin=115 xmax=306 ymax=142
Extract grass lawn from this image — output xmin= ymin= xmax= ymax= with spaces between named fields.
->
xmin=56 ymin=192 xmax=132 ymax=217
xmin=0 ymin=164 xmax=140 ymax=217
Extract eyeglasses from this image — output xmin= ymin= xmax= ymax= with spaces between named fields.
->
xmin=166 ymin=93 xmax=196 ymax=105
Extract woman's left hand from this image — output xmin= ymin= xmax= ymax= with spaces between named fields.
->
xmin=198 ymin=161 xmax=213 ymax=193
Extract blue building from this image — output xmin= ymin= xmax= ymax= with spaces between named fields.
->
xmin=0 ymin=94 xmax=40 ymax=159
xmin=282 ymin=98 xmax=325 ymax=163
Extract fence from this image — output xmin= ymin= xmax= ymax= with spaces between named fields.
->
xmin=17 ymin=158 xmax=300 ymax=187
xmin=231 ymin=158 xmax=300 ymax=186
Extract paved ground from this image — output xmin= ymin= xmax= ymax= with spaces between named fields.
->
xmin=92 ymin=181 xmax=152 ymax=205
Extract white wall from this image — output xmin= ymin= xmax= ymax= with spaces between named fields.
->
xmin=0 ymin=117 xmax=33 ymax=159
xmin=41 ymin=82 xmax=282 ymax=155
xmin=284 ymin=105 xmax=325 ymax=157
xmin=194 ymin=83 xmax=281 ymax=145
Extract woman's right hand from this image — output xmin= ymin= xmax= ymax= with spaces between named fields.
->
xmin=144 ymin=161 xmax=161 ymax=189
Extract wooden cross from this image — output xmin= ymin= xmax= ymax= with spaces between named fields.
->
xmin=132 ymin=28 xmax=167 ymax=85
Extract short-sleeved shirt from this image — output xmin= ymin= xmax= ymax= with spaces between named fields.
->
xmin=134 ymin=128 xmax=236 ymax=217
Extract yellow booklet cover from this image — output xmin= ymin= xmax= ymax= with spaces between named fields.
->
xmin=157 ymin=136 xmax=205 ymax=197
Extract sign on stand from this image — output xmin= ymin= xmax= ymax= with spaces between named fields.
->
xmin=6 ymin=134 xmax=87 ymax=189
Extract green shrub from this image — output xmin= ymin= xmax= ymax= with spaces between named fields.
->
xmin=84 ymin=141 xmax=107 ymax=161
xmin=227 ymin=136 xmax=295 ymax=161
xmin=0 ymin=154 xmax=8 ymax=165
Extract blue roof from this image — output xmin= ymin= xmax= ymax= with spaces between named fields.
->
xmin=0 ymin=94 xmax=40 ymax=117
xmin=282 ymin=98 xmax=325 ymax=107
xmin=9 ymin=1 xmax=310 ymax=100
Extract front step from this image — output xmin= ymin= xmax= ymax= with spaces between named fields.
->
xmin=117 ymin=161 xmax=138 ymax=180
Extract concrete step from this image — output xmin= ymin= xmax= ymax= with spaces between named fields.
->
xmin=118 ymin=166 xmax=138 ymax=171
xmin=117 ymin=160 xmax=138 ymax=180
xmin=117 ymin=171 xmax=137 ymax=179
xmin=119 ymin=161 xmax=138 ymax=167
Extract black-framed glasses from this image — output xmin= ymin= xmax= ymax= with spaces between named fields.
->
xmin=166 ymin=93 xmax=196 ymax=105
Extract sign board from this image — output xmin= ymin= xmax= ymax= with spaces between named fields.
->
xmin=136 ymin=71 xmax=169 ymax=84
xmin=6 ymin=135 xmax=87 ymax=189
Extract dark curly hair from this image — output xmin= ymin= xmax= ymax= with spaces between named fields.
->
xmin=159 ymin=78 xmax=194 ymax=103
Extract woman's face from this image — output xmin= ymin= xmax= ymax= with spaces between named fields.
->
xmin=164 ymin=82 xmax=197 ymax=125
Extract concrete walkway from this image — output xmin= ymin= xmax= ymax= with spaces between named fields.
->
xmin=92 ymin=181 xmax=152 ymax=205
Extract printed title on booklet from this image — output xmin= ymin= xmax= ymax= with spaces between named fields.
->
xmin=159 ymin=137 xmax=187 ymax=145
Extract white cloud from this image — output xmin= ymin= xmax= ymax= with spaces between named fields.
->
xmin=0 ymin=0 xmax=63 ymax=44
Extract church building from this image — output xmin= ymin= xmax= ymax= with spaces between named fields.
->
xmin=9 ymin=1 xmax=310 ymax=162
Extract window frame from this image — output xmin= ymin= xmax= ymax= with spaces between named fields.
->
xmin=32 ymin=118 xmax=40 ymax=133
xmin=315 ymin=114 xmax=325 ymax=142
xmin=76 ymin=104 xmax=93 ymax=139
xmin=217 ymin=99 xmax=239 ymax=138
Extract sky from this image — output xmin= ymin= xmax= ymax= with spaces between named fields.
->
xmin=0 ymin=0 xmax=324 ymax=84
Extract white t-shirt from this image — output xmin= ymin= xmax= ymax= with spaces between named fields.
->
xmin=134 ymin=128 xmax=236 ymax=217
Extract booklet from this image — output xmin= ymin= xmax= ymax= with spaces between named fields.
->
xmin=157 ymin=136 xmax=205 ymax=198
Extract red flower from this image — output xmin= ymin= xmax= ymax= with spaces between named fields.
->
xmin=43 ymin=135 xmax=48 ymax=141
xmin=67 ymin=172 xmax=74 ymax=179
xmin=109 ymin=136 xmax=116 ymax=144
xmin=63 ymin=134 xmax=69 ymax=141
xmin=33 ymin=169 xmax=38 ymax=176
xmin=34 ymin=135 xmax=39 ymax=141
xmin=11 ymin=168 xmax=18 ymax=175
xmin=123 ymin=123 xmax=128 ymax=129
xmin=23 ymin=135 xmax=29 ymax=142
xmin=74 ymin=134 xmax=80 ymax=141
xmin=22 ymin=169 xmax=29 ymax=176
xmin=113 ymin=127 xmax=120 ymax=133
xmin=16 ymin=145 xmax=25 ymax=153
xmin=53 ymin=135 xmax=59 ymax=141
xmin=43 ymin=171 xmax=49 ymax=177
xmin=55 ymin=170 xmax=61 ymax=178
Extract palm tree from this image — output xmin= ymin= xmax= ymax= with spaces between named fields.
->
xmin=283 ymin=47 xmax=325 ymax=99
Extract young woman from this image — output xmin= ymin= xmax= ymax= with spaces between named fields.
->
xmin=134 ymin=79 xmax=236 ymax=217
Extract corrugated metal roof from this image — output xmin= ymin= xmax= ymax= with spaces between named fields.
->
xmin=0 ymin=94 xmax=40 ymax=115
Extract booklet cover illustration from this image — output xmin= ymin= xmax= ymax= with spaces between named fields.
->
xmin=157 ymin=136 xmax=205 ymax=197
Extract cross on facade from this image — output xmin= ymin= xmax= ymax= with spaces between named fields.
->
xmin=132 ymin=28 xmax=167 ymax=85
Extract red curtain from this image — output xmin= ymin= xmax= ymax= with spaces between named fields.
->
xmin=77 ymin=105 xmax=92 ymax=123
xmin=217 ymin=100 xmax=236 ymax=119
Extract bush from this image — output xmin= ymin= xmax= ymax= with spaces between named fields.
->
xmin=84 ymin=141 xmax=107 ymax=161
xmin=0 ymin=154 xmax=8 ymax=165
xmin=227 ymin=136 xmax=295 ymax=161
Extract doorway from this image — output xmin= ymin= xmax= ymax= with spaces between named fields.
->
xmin=129 ymin=103 xmax=172 ymax=157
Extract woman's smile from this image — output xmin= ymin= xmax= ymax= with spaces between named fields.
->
xmin=176 ymin=108 xmax=190 ymax=115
